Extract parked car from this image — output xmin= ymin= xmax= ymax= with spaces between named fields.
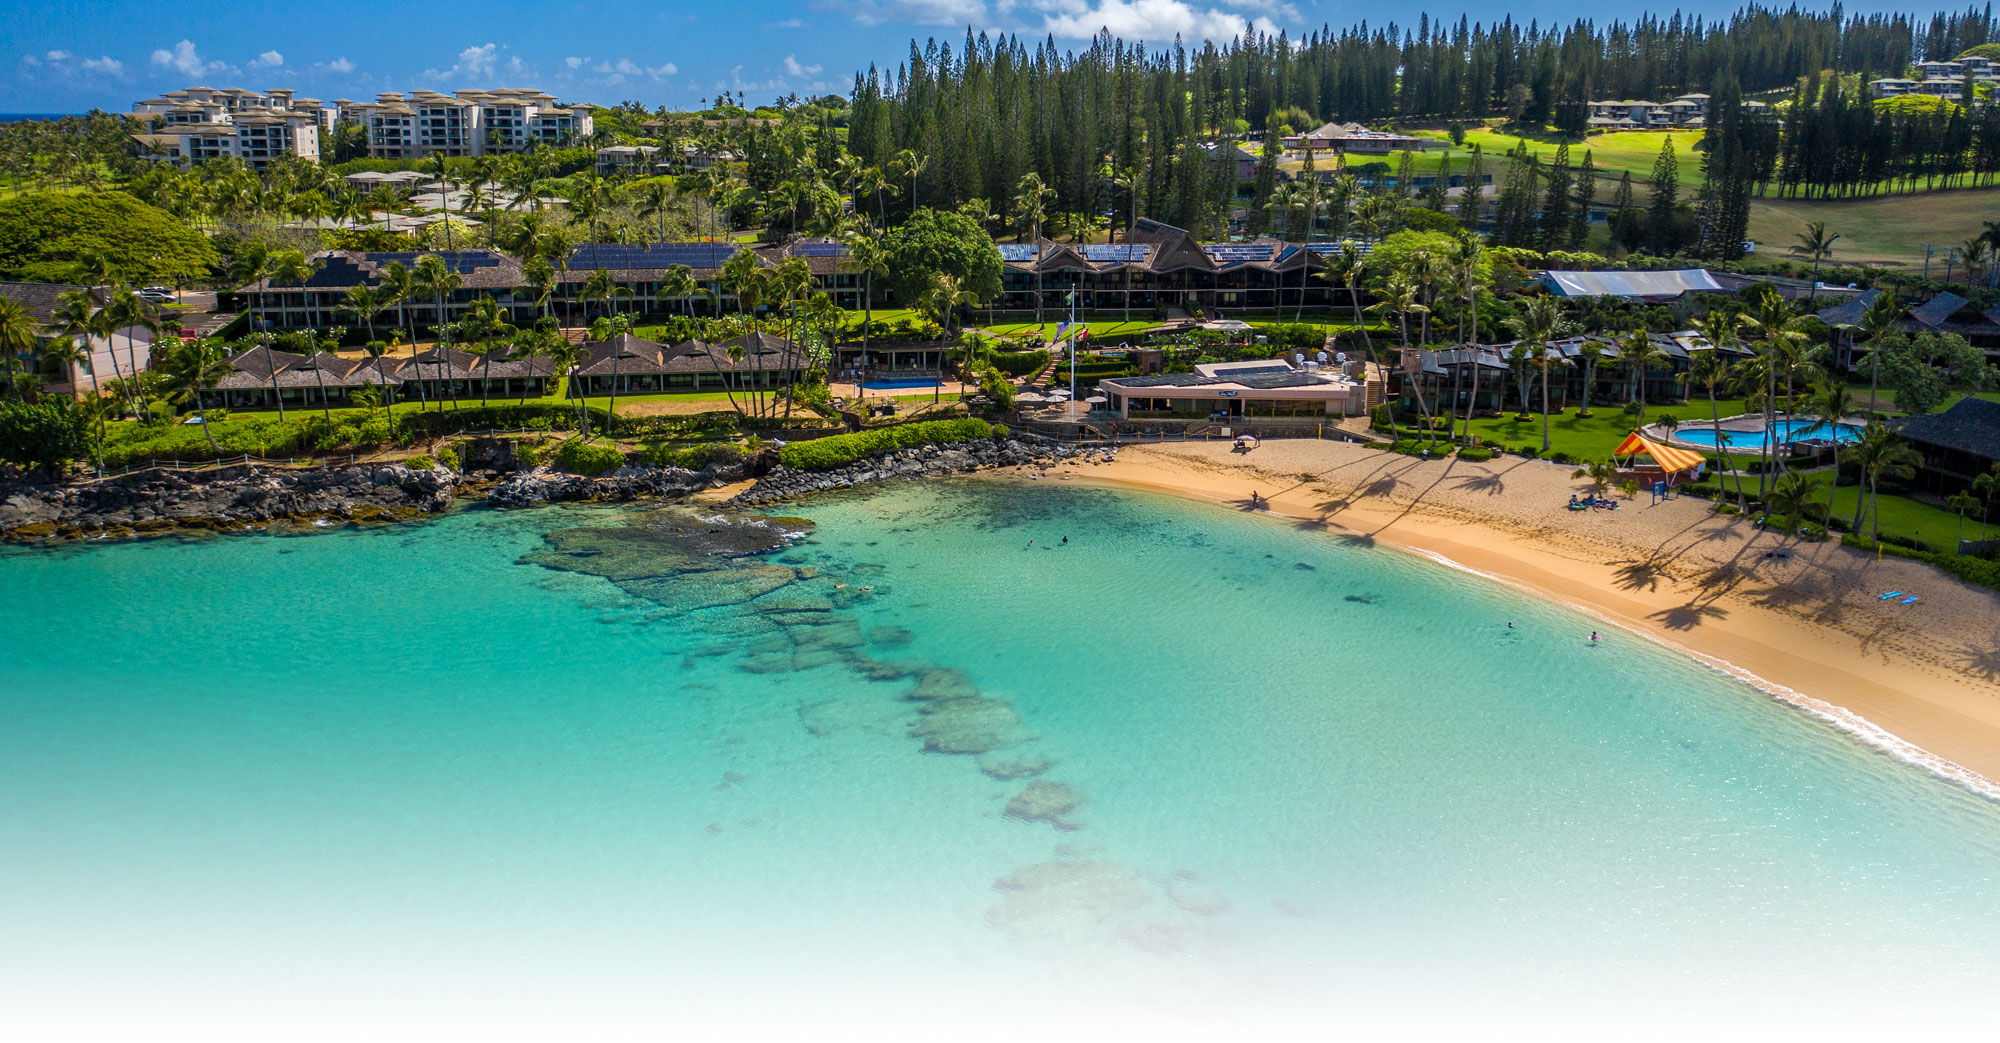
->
xmin=136 ymin=289 xmax=175 ymax=304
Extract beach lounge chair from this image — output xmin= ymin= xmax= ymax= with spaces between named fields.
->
xmin=1877 ymin=591 xmax=1903 ymax=600
xmin=1901 ymin=596 xmax=1920 ymax=605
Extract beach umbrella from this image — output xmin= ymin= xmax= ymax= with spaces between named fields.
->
xmin=1015 ymin=392 xmax=1049 ymax=403
xmin=1084 ymin=395 xmax=1107 ymax=404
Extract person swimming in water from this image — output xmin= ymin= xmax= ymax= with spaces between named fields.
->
xmin=1590 ymin=632 xmax=1599 ymax=643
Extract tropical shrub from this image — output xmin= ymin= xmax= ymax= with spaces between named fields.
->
xmin=989 ymin=350 xmax=1050 ymax=377
xmin=1457 ymin=446 xmax=1494 ymax=462
xmin=557 ymin=441 xmax=626 ymax=475
xmin=638 ymin=441 xmax=748 ymax=470
xmin=405 ymin=454 xmax=436 ymax=470
xmin=0 ymin=399 xmax=92 ymax=477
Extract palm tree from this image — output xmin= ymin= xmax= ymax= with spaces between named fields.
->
xmin=413 ymin=254 xmax=465 ymax=410
xmin=838 ymin=231 xmax=889 ymax=376
xmin=1574 ymin=339 xmax=1603 ymax=418
xmin=1688 ymin=313 xmax=1747 ymax=507
xmin=1851 ymin=291 xmax=1902 ymax=416
xmin=1619 ymin=328 xmax=1669 ymax=420
xmin=1505 ymin=294 xmax=1564 ymax=453
xmin=545 ymin=337 xmax=588 ymax=437
xmin=639 ymin=179 xmax=675 ymax=243
xmin=0 ymin=298 xmax=38 ymax=399
xmin=102 ymin=291 xmax=162 ymax=418
xmin=1807 ymin=380 xmax=1855 ymax=519
xmin=227 ymin=246 xmax=286 ymax=418
xmin=1848 ymin=422 xmax=1922 ymax=544
xmin=161 ymin=338 xmax=231 ymax=452
xmin=1971 ymin=463 xmax=2000 ymax=539
xmin=1571 ymin=459 xmax=1619 ymax=495
xmin=1739 ymin=286 xmax=1812 ymax=494
xmin=1763 ymin=472 xmax=1828 ymax=534
xmin=588 ymin=314 xmax=632 ymax=433
xmin=1956 ymin=237 xmax=1990 ymax=289
xmin=1013 ymin=172 xmax=1056 ymax=325
xmin=426 ymin=152 xmax=456 ymax=250
xmin=1788 ymin=221 xmax=1840 ymax=298
xmin=658 ymin=263 xmax=699 ymax=317
xmin=461 ymin=296 xmax=515 ymax=406
xmin=44 ymin=290 xmax=113 ymax=417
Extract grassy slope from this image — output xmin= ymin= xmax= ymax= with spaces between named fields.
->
xmin=1746 ymin=186 xmax=2000 ymax=270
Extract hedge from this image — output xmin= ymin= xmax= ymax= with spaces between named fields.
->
xmin=557 ymin=441 xmax=627 ymax=475
xmin=1456 ymin=446 xmax=1494 ymax=462
xmin=398 ymin=403 xmax=610 ymax=438
xmin=989 ymin=350 xmax=1050 ymax=377
xmin=778 ymin=419 xmax=993 ymax=470
xmin=639 ymin=441 xmax=749 ymax=470
xmin=1841 ymin=533 xmax=2000 ymax=591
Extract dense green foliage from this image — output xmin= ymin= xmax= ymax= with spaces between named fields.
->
xmin=0 ymin=398 xmax=92 ymax=476
xmin=989 ymin=349 xmax=1051 ymax=377
xmin=637 ymin=441 xmax=750 ymax=470
xmin=0 ymin=192 xmax=216 ymax=283
xmin=778 ymin=419 xmax=992 ymax=470
xmin=881 ymin=209 xmax=1003 ymax=305
xmin=557 ymin=441 xmax=626 ymax=475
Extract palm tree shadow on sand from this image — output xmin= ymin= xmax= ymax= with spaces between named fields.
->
xmin=1955 ymin=642 xmax=2000 ymax=683
xmin=1650 ymin=600 xmax=1729 ymax=630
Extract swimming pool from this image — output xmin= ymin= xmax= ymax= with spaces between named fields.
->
xmin=861 ymin=378 xmax=943 ymax=390
xmin=1673 ymin=420 xmax=1861 ymax=448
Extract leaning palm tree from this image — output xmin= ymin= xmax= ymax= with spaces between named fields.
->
xmin=1971 ymin=463 xmax=2000 ymax=539
xmin=588 ymin=314 xmax=631 ymax=434
xmin=1788 ymin=221 xmax=1840 ymax=298
xmin=839 ymin=230 xmax=889 ymax=365
xmin=266 ymin=250 xmax=325 ymax=420
xmin=161 ymin=338 xmax=232 ymax=452
xmin=228 ymin=246 xmax=287 ymax=418
xmin=1505 ymin=294 xmax=1564 ymax=454
xmin=1574 ymin=339 xmax=1603 ymax=418
xmin=1688 ymin=313 xmax=1748 ymax=508
xmin=44 ymin=290 xmax=116 ymax=416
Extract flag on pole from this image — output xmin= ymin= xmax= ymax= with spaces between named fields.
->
xmin=1075 ymin=327 xmax=1089 ymax=344
xmin=1065 ymin=290 xmax=1075 ymax=304
xmin=1055 ymin=320 xmax=1070 ymax=339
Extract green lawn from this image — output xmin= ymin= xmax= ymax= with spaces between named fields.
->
xmin=1746 ymin=187 xmax=2000 ymax=270
xmin=978 ymin=319 xmax=1165 ymax=342
xmin=1279 ymin=127 xmax=1707 ymax=186
xmin=1814 ymin=479 xmax=1990 ymax=550
xmin=1456 ymin=398 xmax=1760 ymax=461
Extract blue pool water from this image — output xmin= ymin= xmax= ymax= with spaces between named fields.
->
xmin=861 ymin=377 xmax=943 ymax=390
xmin=3 ymin=480 xmax=1998 ymax=1031
xmin=1673 ymin=419 xmax=1861 ymax=447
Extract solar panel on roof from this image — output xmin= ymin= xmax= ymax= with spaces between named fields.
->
xmin=568 ymin=243 xmax=743 ymax=270
xmin=1204 ymin=244 xmax=1274 ymax=261
xmin=1080 ymin=244 xmax=1148 ymax=261
xmin=793 ymin=241 xmax=848 ymax=257
xmin=997 ymin=244 xmax=1038 ymax=262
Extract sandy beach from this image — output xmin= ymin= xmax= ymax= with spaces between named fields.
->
xmin=1024 ymin=439 xmax=2000 ymax=789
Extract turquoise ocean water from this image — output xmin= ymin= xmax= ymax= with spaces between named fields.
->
xmin=4 ymin=478 xmax=2000 ymax=1030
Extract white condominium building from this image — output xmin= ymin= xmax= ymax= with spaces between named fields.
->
xmin=134 ymin=111 xmax=322 ymax=170
xmin=353 ymin=88 xmax=592 ymax=158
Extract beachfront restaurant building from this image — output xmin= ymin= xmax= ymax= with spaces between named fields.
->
xmin=1889 ymin=397 xmax=2000 ymax=494
xmin=1098 ymin=359 xmax=1372 ymax=419
xmin=572 ymin=331 xmax=809 ymax=395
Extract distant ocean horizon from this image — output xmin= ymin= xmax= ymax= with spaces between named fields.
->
xmin=0 ymin=113 xmax=81 ymax=123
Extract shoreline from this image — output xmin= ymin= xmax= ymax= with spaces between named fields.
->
xmin=1039 ymin=440 xmax=2000 ymax=793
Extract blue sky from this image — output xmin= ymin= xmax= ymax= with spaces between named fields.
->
xmin=4 ymin=0 xmax=1924 ymax=113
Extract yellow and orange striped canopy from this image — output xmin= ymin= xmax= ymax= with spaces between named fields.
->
xmin=1613 ymin=431 xmax=1706 ymax=473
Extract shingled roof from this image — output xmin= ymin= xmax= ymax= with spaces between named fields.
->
xmin=1891 ymin=397 xmax=2000 ymax=463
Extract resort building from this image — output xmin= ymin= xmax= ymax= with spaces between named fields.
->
xmin=1539 ymin=269 xmax=1724 ymax=302
xmin=995 ymin=218 xmax=1352 ymax=315
xmin=210 ymin=346 xmax=556 ymax=410
xmin=596 ymin=145 xmax=666 ymax=175
xmin=134 ymin=110 xmax=322 ymax=170
xmin=1099 ymin=358 xmax=1376 ymax=419
xmin=0 ymin=281 xmax=159 ymax=397
xmin=238 ymin=250 xmax=532 ymax=330
xmin=1890 ymin=397 xmax=2000 ymax=495
xmin=352 ymin=89 xmax=591 ymax=158
xmin=1908 ymin=292 xmax=2000 ymax=358
xmin=1284 ymin=121 xmax=1436 ymax=154
xmin=572 ymin=330 xmax=809 ymax=396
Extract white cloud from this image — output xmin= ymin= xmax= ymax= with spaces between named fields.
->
xmin=767 ymin=18 xmax=806 ymax=28
xmin=783 ymin=55 xmax=823 ymax=77
xmin=566 ymin=56 xmax=586 ymax=69
xmin=150 ymin=39 xmax=227 ymax=77
xmin=250 ymin=50 xmax=283 ymax=69
xmin=422 ymin=43 xmax=530 ymax=82
xmin=1026 ymin=0 xmax=1268 ymax=42
xmin=315 ymin=57 xmax=356 ymax=74
xmin=25 ymin=51 xmax=124 ymax=79
xmin=567 ymin=56 xmax=675 ymax=86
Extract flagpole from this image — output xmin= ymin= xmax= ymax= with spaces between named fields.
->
xmin=1067 ymin=290 xmax=1077 ymax=421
